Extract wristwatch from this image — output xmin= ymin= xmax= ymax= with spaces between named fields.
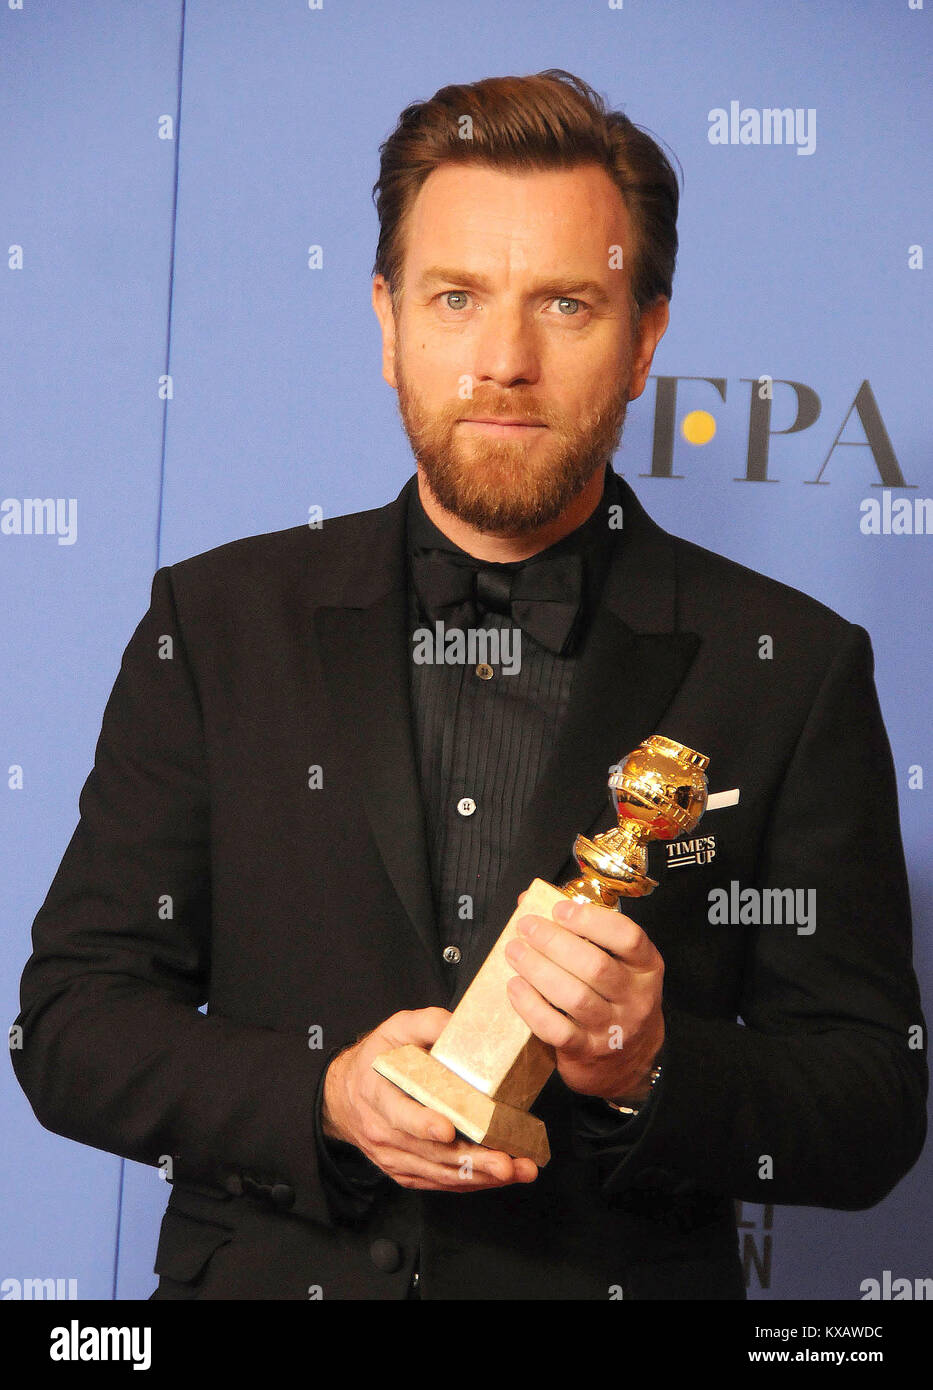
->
xmin=605 ymin=1063 xmax=662 ymax=1116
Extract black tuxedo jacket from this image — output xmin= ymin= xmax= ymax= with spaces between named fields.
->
xmin=12 ymin=472 xmax=927 ymax=1300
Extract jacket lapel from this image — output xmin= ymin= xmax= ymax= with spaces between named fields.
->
xmin=310 ymin=478 xmax=443 ymax=985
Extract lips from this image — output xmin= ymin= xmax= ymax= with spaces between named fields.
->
xmin=460 ymin=418 xmax=546 ymax=427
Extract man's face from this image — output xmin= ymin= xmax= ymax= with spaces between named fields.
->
xmin=372 ymin=161 xmax=669 ymax=536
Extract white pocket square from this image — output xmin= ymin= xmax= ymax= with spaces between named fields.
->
xmin=706 ymin=788 xmax=740 ymax=810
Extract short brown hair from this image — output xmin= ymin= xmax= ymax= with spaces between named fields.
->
xmin=371 ymin=69 xmax=681 ymax=324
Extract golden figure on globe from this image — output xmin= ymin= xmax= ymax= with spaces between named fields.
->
xmin=373 ymin=734 xmax=710 ymax=1166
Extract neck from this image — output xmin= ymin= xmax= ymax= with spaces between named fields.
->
xmin=416 ymin=465 xmax=607 ymax=562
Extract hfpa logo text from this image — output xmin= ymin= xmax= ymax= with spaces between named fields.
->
xmin=643 ymin=377 xmax=911 ymax=488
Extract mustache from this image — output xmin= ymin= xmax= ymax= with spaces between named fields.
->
xmin=455 ymin=403 xmax=549 ymax=424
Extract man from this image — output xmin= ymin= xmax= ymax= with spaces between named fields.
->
xmin=12 ymin=70 xmax=926 ymax=1300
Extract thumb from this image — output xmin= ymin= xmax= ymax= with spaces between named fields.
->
xmin=379 ymin=1006 xmax=452 ymax=1050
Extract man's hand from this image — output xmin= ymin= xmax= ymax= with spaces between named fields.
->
xmin=504 ymin=893 xmax=665 ymax=1102
xmin=321 ymin=1007 xmax=539 ymax=1191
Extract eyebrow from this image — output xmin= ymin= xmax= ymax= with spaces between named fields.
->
xmin=417 ymin=265 xmax=614 ymax=307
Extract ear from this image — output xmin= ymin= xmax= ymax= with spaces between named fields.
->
xmin=372 ymin=275 xmax=399 ymax=390
xmin=627 ymin=297 xmax=670 ymax=402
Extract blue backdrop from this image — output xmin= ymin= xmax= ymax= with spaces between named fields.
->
xmin=2 ymin=0 xmax=929 ymax=1300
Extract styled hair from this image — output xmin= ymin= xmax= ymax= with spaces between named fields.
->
xmin=371 ymin=69 xmax=681 ymax=324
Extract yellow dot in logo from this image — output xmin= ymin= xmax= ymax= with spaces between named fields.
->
xmin=682 ymin=410 xmax=716 ymax=445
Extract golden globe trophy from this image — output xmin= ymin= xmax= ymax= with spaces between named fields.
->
xmin=373 ymin=735 xmax=710 ymax=1166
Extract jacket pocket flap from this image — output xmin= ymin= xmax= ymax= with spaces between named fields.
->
xmin=153 ymin=1210 xmax=233 ymax=1283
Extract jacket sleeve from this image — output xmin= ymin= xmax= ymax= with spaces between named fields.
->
xmin=10 ymin=565 xmax=366 ymax=1227
xmin=585 ymin=622 xmax=928 ymax=1209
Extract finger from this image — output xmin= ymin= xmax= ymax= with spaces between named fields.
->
xmin=378 ymin=1126 xmax=506 ymax=1172
xmin=372 ymin=1079 xmax=548 ymax=1173
xmin=379 ymin=1007 xmax=453 ymax=1050
xmin=383 ymin=1148 xmax=537 ymax=1190
xmin=505 ymin=936 xmax=610 ymax=1030
xmin=512 ymin=914 xmax=624 ymax=1003
xmin=506 ymin=973 xmax=589 ymax=1055
xmin=379 ymin=1134 xmax=537 ymax=1183
xmin=371 ymin=1075 xmax=458 ymax=1144
xmin=551 ymin=899 xmax=661 ymax=971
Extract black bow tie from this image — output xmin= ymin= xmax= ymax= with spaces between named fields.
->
xmin=410 ymin=548 xmax=585 ymax=656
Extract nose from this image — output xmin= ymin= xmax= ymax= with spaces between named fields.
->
xmin=470 ymin=299 xmax=541 ymax=389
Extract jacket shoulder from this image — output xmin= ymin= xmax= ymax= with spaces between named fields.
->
xmin=167 ymin=502 xmax=388 ymax=580
xmin=156 ymin=496 xmax=400 ymax=614
xmin=671 ymin=532 xmax=856 ymax=647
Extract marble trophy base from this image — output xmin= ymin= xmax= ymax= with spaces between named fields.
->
xmin=372 ymin=878 xmax=565 ymax=1167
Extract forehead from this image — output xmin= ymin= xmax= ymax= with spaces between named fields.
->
xmin=401 ymin=162 xmax=635 ymax=277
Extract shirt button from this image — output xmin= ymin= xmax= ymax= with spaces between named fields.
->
xmin=369 ymin=1238 xmax=403 ymax=1273
xmin=442 ymin=945 xmax=461 ymax=965
xmin=457 ymin=797 xmax=476 ymax=817
xmin=475 ymin=663 xmax=494 ymax=680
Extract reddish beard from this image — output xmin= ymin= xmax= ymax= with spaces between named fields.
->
xmin=394 ymin=356 xmax=629 ymax=535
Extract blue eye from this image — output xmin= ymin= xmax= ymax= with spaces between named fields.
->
xmin=555 ymin=297 xmax=580 ymax=315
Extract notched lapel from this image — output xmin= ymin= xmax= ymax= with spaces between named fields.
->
xmin=307 ymin=482 xmax=442 ymax=983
